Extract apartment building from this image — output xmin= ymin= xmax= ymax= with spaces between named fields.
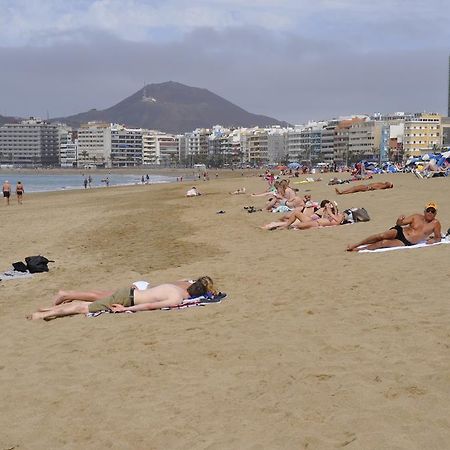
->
xmin=267 ymin=128 xmax=288 ymax=164
xmin=59 ymin=126 xmax=78 ymax=168
xmin=110 ymin=125 xmax=143 ymax=167
xmin=0 ymin=118 xmax=60 ymax=167
xmin=403 ymin=113 xmax=441 ymax=157
xmin=142 ymin=131 xmax=179 ymax=165
xmin=286 ymin=126 xmax=305 ymax=163
xmin=240 ymin=128 xmax=269 ymax=165
xmin=334 ymin=117 xmax=366 ymax=164
xmin=77 ymin=122 xmax=111 ymax=168
xmin=184 ymin=128 xmax=210 ymax=164
xmin=208 ymin=126 xmax=234 ymax=166
xmin=321 ymin=120 xmax=338 ymax=164
xmin=348 ymin=120 xmax=388 ymax=162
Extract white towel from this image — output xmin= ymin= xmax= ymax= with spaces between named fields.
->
xmin=358 ymin=237 xmax=450 ymax=253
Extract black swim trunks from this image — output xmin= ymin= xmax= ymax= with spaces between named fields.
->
xmin=390 ymin=225 xmax=413 ymax=246
xmin=3 ymin=191 xmax=10 ymax=198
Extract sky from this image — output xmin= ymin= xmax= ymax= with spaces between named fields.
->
xmin=0 ymin=0 xmax=449 ymax=124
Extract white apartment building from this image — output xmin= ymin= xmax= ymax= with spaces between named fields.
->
xmin=59 ymin=126 xmax=78 ymax=168
xmin=142 ymin=131 xmax=179 ymax=165
xmin=77 ymin=122 xmax=111 ymax=168
xmin=286 ymin=126 xmax=305 ymax=163
xmin=184 ymin=128 xmax=210 ymax=164
xmin=403 ymin=113 xmax=441 ymax=156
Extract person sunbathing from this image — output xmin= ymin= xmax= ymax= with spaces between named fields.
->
xmin=335 ymin=181 xmax=393 ymax=195
xmin=28 ymin=276 xmax=217 ymax=320
xmin=346 ymin=203 xmax=441 ymax=251
xmin=265 ymin=179 xmax=304 ymax=211
xmin=229 ymin=187 xmax=246 ymax=195
xmin=262 ymin=200 xmax=344 ymax=230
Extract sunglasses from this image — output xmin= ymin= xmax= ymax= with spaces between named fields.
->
xmin=425 ymin=208 xmax=436 ymax=214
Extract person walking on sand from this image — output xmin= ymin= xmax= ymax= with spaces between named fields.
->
xmin=2 ymin=180 xmax=11 ymax=205
xmin=28 ymin=276 xmax=217 ymax=320
xmin=15 ymin=181 xmax=24 ymax=204
xmin=335 ymin=181 xmax=393 ymax=195
xmin=347 ymin=202 xmax=441 ymax=251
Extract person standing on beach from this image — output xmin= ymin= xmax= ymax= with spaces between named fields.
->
xmin=15 ymin=181 xmax=24 ymax=204
xmin=88 ymin=175 xmax=92 ymax=188
xmin=2 ymin=180 xmax=11 ymax=205
xmin=83 ymin=177 xmax=88 ymax=189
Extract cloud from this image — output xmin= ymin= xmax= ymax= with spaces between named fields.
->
xmin=0 ymin=1 xmax=448 ymax=124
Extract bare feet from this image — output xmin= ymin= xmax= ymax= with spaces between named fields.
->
xmin=27 ymin=311 xmax=45 ymax=320
xmin=335 ymin=188 xmax=342 ymax=195
xmin=346 ymin=244 xmax=360 ymax=252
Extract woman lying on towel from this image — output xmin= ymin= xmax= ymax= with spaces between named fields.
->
xmin=261 ymin=200 xmax=345 ymax=230
xmin=28 ymin=276 xmax=217 ymax=321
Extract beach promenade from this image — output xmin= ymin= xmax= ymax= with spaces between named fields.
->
xmin=0 ymin=172 xmax=449 ymax=449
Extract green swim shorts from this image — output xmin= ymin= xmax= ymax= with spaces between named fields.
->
xmin=88 ymin=286 xmax=135 ymax=313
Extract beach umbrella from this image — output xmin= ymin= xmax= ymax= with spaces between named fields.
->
xmin=288 ymin=162 xmax=301 ymax=169
xmin=276 ymin=165 xmax=288 ymax=170
xmin=421 ymin=154 xmax=432 ymax=160
xmin=442 ymin=150 xmax=450 ymax=158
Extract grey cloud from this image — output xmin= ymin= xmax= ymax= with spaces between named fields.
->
xmin=0 ymin=28 xmax=448 ymax=124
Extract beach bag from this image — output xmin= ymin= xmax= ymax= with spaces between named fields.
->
xmin=25 ymin=255 xmax=54 ymax=273
xmin=343 ymin=208 xmax=370 ymax=223
xmin=12 ymin=261 xmax=28 ymax=272
xmin=352 ymin=207 xmax=370 ymax=222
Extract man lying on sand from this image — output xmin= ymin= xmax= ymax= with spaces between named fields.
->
xmin=347 ymin=203 xmax=441 ymax=251
xmin=335 ymin=181 xmax=393 ymax=195
xmin=28 ymin=276 xmax=217 ymax=320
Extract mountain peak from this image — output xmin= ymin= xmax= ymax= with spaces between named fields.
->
xmin=54 ymin=82 xmax=287 ymax=133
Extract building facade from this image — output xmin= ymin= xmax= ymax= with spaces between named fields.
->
xmin=0 ymin=118 xmax=60 ymax=167
xmin=403 ymin=113 xmax=441 ymax=157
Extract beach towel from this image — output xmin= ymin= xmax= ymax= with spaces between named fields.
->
xmin=0 ymin=268 xmax=34 ymax=281
xmin=358 ymin=237 xmax=450 ymax=253
xmin=86 ymin=292 xmax=227 ymax=317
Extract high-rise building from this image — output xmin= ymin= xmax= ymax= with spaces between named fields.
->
xmin=0 ymin=118 xmax=60 ymax=167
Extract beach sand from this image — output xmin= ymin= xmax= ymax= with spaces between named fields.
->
xmin=0 ymin=173 xmax=449 ymax=449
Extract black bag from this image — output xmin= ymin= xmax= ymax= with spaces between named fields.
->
xmin=12 ymin=261 xmax=29 ymax=272
xmin=25 ymin=255 xmax=55 ymax=273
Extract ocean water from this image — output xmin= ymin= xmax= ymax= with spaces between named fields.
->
xmin=0 ymin=172 xmax=176 ymax=193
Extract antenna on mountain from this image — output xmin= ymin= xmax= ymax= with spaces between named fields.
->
xmin=142 ymin=83 xmax=156 ymax=103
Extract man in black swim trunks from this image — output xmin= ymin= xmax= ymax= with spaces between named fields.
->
xmin=347 ymin=202 xmax=442 ymax=251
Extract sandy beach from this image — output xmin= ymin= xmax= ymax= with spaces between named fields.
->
xmin=0 ymin=172 xmax=449 ymax=449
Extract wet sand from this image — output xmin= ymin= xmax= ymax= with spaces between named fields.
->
xmin=0 ymin=173 xmax=449 ymax=449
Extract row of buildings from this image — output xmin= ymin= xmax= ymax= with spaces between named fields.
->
xmin=0 ymin=112 xmax=449 ymax=168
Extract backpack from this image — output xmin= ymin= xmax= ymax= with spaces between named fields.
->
xmin=343 ymin=207 xmax=371 ymax=223
xmin=25 ymin=255 xmax=55 ymax=273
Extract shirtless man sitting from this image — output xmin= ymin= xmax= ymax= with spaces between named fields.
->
xmin=335 ymin=181 xmax=393 ymax=195
xmin=28 ymin=276 xmax=216 ymax=320
xmin=347 ymin=203 xmax=441 ymax=251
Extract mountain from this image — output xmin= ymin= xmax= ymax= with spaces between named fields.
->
xmin=53 ymin=81 xmax=288 ymax=133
